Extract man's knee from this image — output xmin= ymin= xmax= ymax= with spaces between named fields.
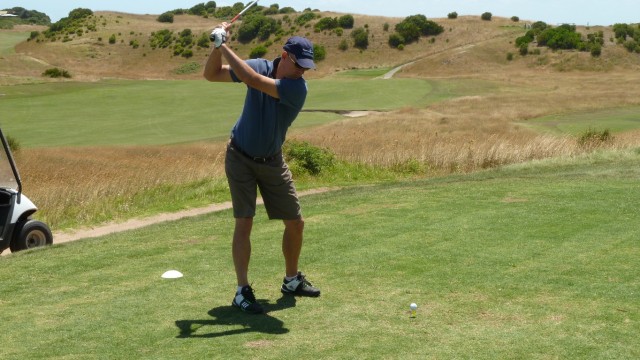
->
xmin=284 ymin=218 xmax=304 ymax=233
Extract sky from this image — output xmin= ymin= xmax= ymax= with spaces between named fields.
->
xmin=5 ymin=0 xmax=639 ymax=26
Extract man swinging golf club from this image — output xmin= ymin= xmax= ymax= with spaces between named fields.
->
xmin=204 ymin=22 xmax=320 ymax=314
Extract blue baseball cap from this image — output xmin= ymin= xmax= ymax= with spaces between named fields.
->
xmin=283 ymin=36 xmax=316 ymax=69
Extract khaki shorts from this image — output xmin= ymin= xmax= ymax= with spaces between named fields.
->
xmin=225 ymin=143 xmax=301 ymax=220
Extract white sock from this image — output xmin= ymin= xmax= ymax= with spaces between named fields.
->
xmin=237 ymin=286 xmax=244 ymax=294
xmin=285 ymin=275 xmax=296 ymax=282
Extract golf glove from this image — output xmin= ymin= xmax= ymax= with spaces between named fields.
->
xmin=210 ymin=28 xmax=227 ymax=48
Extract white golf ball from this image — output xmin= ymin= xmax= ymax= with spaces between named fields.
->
xmin=410 ymin=303 xmax=417 ymax=310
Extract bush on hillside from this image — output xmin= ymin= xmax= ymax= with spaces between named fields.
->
xmin=157 ymin=12 xmax=174 ymax=23
xmin=295 ymin=11 xmax=318 ymax=26
xmin=388 ymin=33 xmax=405 ymax=48
xmin=237 ymin=14 xmax=279 ymax=43
xmin=338 ymin=39 xmax=349 ymax=51
xmin=45 ymin=7 xmax=94 ymax=39
xmin=481 ymin=12 xmax=492 ymax=21
xmin=338 ymin=14 xmax=354 ymax=29
xmin=315 ymin=17 xmax=338 ymax=32
xmin=511 ymin=16 xmax=520 ymax=22
xmin=149 ymin=29 xmax=174 ymax=49
xmin=279 ymin=7 xmax=296 ymax=14
xmin=448 ymin=12 xmax=458 ymax=19
xmin=351 ymin=27 xmax=369 ymax=50
xmin=69 ymin=8 xmax=93 ymax=20
xmin=313 ymin=44 xmax=326 ymax=61
xmin=391 ymin=14 xmax=443 ymax=48
xmin=42 ymin=68 xmax=71 ymax=78
xmin=249 ymin=45 xmax=268 ymax=58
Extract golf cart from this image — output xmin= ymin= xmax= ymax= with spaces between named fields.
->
xmin=0 ymin=128 xmax=52 ymax=254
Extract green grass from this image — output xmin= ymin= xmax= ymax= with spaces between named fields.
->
xmin=521 ymin=105 xmax=640 ymax=135
xmin=0 ymin=77 xmax=437 ymax=148
xmin=0 ymin=31 xmax=28 ymax=55
xmin=1 ymin=150 xmax=639 ymax=359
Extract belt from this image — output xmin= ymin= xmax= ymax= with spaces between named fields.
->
xmin=228 ymin=139 xmax=280 ymax=164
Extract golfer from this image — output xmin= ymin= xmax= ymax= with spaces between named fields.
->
xmin=204 ymin=23 xmax=320 ymax=314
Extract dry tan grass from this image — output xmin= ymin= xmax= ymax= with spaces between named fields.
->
xmin=17 ymin=143 xmax=227 ymax=226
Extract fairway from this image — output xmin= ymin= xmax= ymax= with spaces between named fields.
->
xmin=0 ymin=31 xmax=28 ymax=55
xmin=1 ymin=150 xmax=638 ymax=359
xmin=0 ymin=77 xmax=435 ymax=148
xmin=520 ymin=105 xmax=640 ymax=135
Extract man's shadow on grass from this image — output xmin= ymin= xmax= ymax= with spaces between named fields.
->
xmin=175 ymin=295 xmax=296 ymax=338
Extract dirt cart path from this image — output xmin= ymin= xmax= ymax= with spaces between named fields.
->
xmin=2 ymin=187 xmax=337 ymax=256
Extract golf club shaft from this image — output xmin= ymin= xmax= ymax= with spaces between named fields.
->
xmin=230 ymin=0 xmax=259 ymax=23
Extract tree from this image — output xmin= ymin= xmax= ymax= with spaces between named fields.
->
xmin=448 ymin=12 xmax=458 ymax=19
xmin=481 ymin=12 xmax=492 ymax=21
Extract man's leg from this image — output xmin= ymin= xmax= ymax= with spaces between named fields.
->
xmin=231 ymin=216 xmax=264 ymax=314
xmin=233 ymin=217 xmax=253 ymax=286
xmin=282 ymin=218 xmax=304 ymax=278
xmin=281 ymin=218 xmax=320 ymax=297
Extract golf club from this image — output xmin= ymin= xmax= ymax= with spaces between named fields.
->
xmin=230 ymin=0 xmax=259 ymax=24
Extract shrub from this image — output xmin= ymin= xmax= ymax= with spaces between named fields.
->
xmin=590 ymin=43 xmax=602 ymax=57
xmin=383 ymin=23 xmax=389 ymax=32
xmin=197 ymin=33 xmax=210 ymax=48
xmin=511 ymin=16 xmax=520 ymax=22
xmin=313 ymin=44 xmax=326 ymax=61
xmin=388 ymin=33 xmax=405 ymax=48
xmin=351 ymin=27 xmax=369 ymax=50
xmin=338 ymin=39 xmax=349 ymax=51
xmin=578 ymin=128 xmax=612 ymax=148
xmin=448 ymin=12 xmax=458 ymax=19
xmin=108 ymin=34 xmax=116 ymax=44
xmin=149 ymin=29 xmax=174 ymax=49
xmin=481 ymin=12 xmax=492 ymax=21
xmin=237 ymin=14 xmax=279 ymax=43
xmin=338 ymin=14 xmax=354 ymax=29
xmin=315 ymin=17 xmax=338 ymax=32
xmin=295 ymin=12 xmax=317 ymax=26
xmin=506 ymin=52 xmax=514 ymax=61
xmin=157 ymin=12 xmax=174 ymax=23
xmin=394 ymin=15 xmax=443 ymax=45
xmin=249 ymin=45 xmax=268 ymax=58
xmin=68 ymin=8 xmax=93 ymax=20
xmin=42 ymin=67 xmax=71 ymax=78
xmin=519 ymin=44 xmax=528 ymax=56
xmin=283 ymin=140 xmax=335 ymax=175
xmin=6 ymin=135 xmax=21 ymax=153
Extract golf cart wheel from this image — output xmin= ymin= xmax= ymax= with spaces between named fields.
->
xmin=10 ymin=220 xmax=53 ymax=252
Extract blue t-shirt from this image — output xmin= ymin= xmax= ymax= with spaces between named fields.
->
xmin=229 ymin=58 xmax=307 ymax=157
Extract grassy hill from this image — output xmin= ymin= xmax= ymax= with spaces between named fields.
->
xmin=6 ymin=10 xmax=639 ymax=82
